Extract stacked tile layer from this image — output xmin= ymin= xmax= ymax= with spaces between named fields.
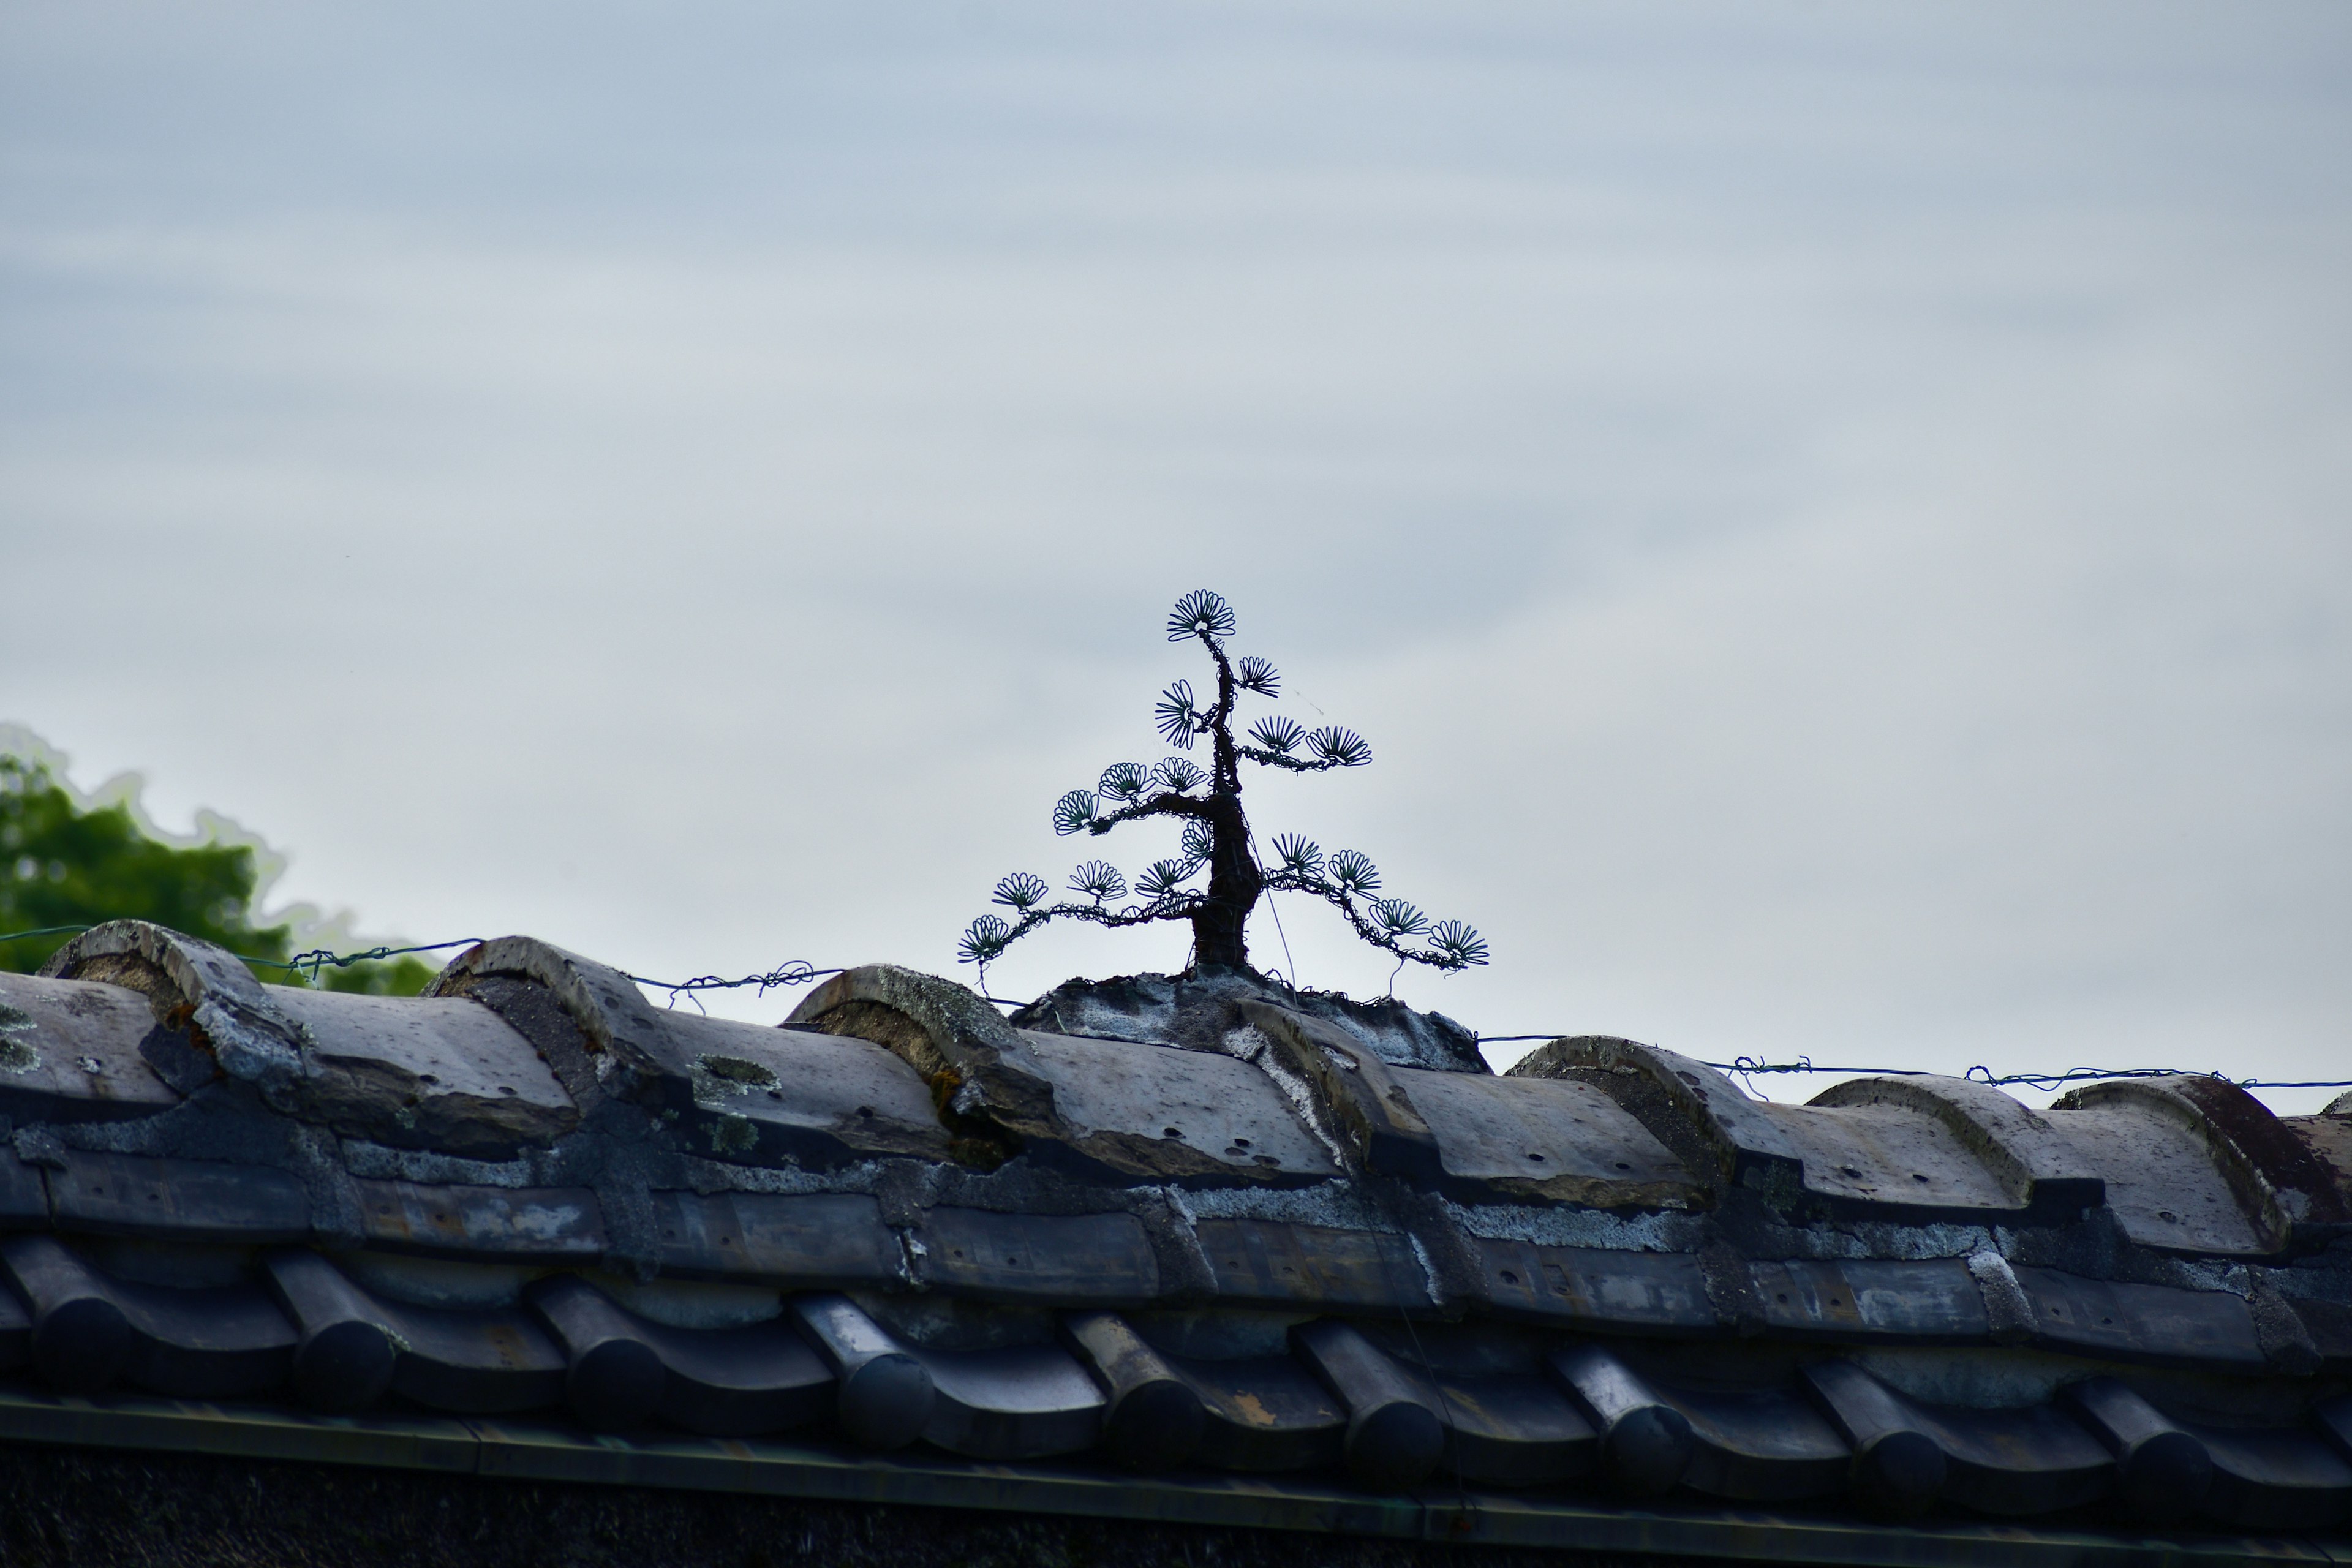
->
xmin=0 ymin=920 xmax=2345 ymax=1532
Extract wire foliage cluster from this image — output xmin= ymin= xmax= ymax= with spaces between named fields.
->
xmin=958 ymin=590 xmax=1487 ymax=989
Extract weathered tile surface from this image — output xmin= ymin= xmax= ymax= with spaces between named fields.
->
xmin=0 ymin=924 xmax=2340 ymax=1539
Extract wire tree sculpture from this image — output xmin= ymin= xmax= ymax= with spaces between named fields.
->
xmin=959 ymin=590 xmax=1488 ymax=990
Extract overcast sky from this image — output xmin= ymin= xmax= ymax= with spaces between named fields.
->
xmin=5 ymin=1 xmax=2347 ymax=1110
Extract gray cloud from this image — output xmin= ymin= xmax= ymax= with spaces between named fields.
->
xmin=4 ymin=0 xmax=2346 ymax=1107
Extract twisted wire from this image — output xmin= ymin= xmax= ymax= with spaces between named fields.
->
xmin=1 ymin=924 xmax=840 ymax=1012
xmin=9 ymin=924 xmax=2344 ymax=1089
xmin=1469 ymin=1035 xmax=2352 ymax=1091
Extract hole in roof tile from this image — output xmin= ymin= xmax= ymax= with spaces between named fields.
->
xmin=1777 ymin=1294 xmax=1789 ymax=1303
xmin=2158 ymin=1210 xmax=2179 ymax=1222
xmin=418 ymin=1074 xmax=440 ymax=1086
xmin=1163 ymin=1127 xmax=1183 ymax=1139
xmin=497 ymin=1085 xmax=516 ymax=1096
xmin=2101 ymin=1317 xmax=2114 ymax=1326
xmin=1232 ymin=1137 xmax=1251 ymax=1148
xmin=1912 ymin=1174 xmax=1929 ymax=1183
xmin=856 ymin=1106 xmax=875 ymax=1118
xmin=1838 ymin=1166 xmax=1863 ymax=1179
xmin=1499 ymin=1270 xmax=1519 ymax=1286
xmin=1527 ymin=1152 xmax=1546 ymax=1163
xmin=1614 ymin=1162 xmax=1630 ymax=1170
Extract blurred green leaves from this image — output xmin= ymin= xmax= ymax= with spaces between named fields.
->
xmin=0 ymin=752 xmax=431 ymax=996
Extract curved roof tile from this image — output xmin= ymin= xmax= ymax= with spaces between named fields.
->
xmin=0 ymin=922 xmax=2344 ymax=1545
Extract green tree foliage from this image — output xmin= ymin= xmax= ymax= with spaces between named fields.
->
xmin=0 ymin=755 xmax=289 ymax=976
xmin=0 ymin=754 xmax=431 ymax=995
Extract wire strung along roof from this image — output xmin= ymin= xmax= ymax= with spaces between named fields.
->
xmin=0 ymin=919 xmax=2347 ymax=1566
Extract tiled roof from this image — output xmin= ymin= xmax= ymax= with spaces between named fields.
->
xmin=0 ymin=918 xmax=2347 ymax=1547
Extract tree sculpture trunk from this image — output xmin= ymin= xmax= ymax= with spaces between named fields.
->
xmin=1191 ymin=791 xmax=1259 ymax=970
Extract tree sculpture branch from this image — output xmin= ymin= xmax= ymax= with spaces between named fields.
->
xmin=959 ymin=590 xmax=1488 ymax=989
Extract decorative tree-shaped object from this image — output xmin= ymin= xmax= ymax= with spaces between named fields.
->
xmin=959 ymin=590 xmax=1488 ymax=988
